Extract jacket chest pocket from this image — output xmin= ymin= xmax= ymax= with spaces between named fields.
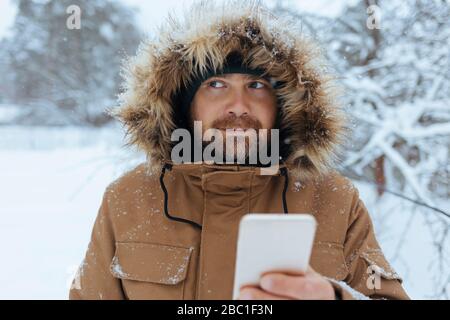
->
xmin=310 ymin=242 xmax=349 ymax=281
xmin=110 ymin=242 xmax=193 ymax=300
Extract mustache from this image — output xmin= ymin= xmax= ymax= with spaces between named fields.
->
xmin=211 ymin=114 xmax=262 ymax=130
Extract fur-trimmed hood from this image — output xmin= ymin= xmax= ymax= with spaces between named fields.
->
xmin=110 ymin=0 xmax=348 ymax=181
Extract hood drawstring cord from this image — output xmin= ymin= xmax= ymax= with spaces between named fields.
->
xmin=158 ymin=163 xmax=290 ymax=229
xmin=280 ymin=166 xmax=289 ymax=214
xmin=159 ymin=162 xmax=203 ymax=230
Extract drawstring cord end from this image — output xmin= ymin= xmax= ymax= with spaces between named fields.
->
xmin=159 ymin=162 xmax=203 ymax=230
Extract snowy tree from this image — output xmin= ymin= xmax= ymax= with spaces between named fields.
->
xmin=0 ymin=0 xmax=141 ymax=126
xmin=274 ymin=0 xmax=450 ymax=298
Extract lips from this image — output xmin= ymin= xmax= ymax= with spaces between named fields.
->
xmin=218 ymin=128 xmax=248 ymax=131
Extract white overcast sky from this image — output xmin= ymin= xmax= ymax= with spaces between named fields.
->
xmin=0 ymin=0 xmax=350 ymax=39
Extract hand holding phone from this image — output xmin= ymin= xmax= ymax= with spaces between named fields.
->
xmin=232 ymin=214 xmax=317 ymax=300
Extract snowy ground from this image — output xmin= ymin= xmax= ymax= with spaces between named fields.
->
xmin=0 ymin=125 xmax=445 ymax=299
xmin=0 ymin=125 xmax=144 ymax=299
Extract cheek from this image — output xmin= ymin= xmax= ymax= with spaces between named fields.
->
xmin=191 ymin=98 xmax=218 ymax=128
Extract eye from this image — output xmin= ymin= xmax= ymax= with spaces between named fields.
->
xmin=208 ymin=80 xmax=226 ymax=88
xmin=249 ymin=81 xmax=265 ymax=89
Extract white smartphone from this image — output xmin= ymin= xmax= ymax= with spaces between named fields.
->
xmin=232 ymin=213 xmax=317 ymax=300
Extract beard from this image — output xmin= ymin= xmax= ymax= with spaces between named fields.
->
xmin=200 ymin=114 xmax=273 ymax=165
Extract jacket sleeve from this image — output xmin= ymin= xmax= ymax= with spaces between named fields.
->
xmin=330 ymin=189 xmax=410 ymax=300
xmin=69 ymin=188 xmax=125 ymax=300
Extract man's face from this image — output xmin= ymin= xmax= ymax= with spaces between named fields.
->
xmin=190 ymin=73 xmax=278 ymax=162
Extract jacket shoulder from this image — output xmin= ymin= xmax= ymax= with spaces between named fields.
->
xmin=105 ymin=162 xmax=158 ymax=195
xmin=307 ymin=170 xmax=360 ymax=199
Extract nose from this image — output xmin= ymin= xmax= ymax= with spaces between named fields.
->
xmin=225 ymin=88 xmax=251 ymax=118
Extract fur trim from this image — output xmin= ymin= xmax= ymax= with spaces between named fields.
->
xmin=109 ymin=0 xmax=349 ymax=181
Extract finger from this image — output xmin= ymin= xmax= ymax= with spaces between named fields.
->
xmin=260 ymin=273 xmax=331 ymax=300
xmin=238 ymin=286 xmax=290 ymax=300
